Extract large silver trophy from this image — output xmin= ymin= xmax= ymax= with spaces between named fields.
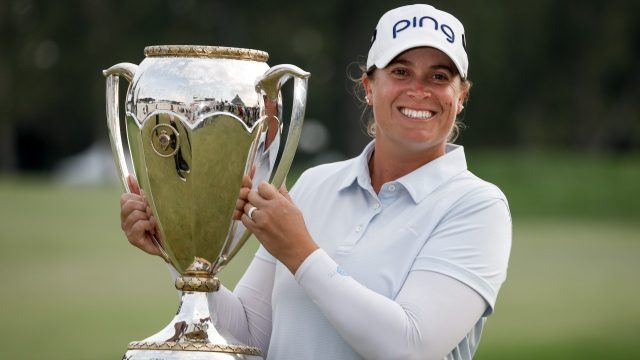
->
xmin=103 ymin=45 xmax=309 ymax=359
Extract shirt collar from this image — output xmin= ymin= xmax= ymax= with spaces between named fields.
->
xmin=398 ymin=144 xmax=468 ymax=203
xmin=338 ymin=140 xmax=376 ymax=191
xmin=338 ymin=142 xmax=468 ymax=203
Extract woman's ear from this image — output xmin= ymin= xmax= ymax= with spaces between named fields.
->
xmin=362 ymin=74 xmax=372 ymax=105
xmin=457 ymin=88 xmax=469 ymax=114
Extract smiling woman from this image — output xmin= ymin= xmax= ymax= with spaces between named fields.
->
xmin=362 ymin=47 xmax=470 ymax=182
xmin=120 ymin=4 xmax=512 ymax=360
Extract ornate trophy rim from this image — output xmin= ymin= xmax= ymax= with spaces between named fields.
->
xmin=144 ymin=45 xmax=269 ymax=62
xmin=127 ymin=341 xmax=263 ymax=356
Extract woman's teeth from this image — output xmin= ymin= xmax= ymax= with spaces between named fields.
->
xmin=401 ymin=108 xmax=434 ymax=120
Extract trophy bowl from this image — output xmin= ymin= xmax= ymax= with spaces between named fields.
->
xmin=103 ymin=45 xmax=309 ymax=360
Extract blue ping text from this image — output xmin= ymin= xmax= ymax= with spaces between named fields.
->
xmin=393 ymin=16 xmax=455 ymax=44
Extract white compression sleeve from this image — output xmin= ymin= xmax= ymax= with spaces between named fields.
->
xmin=206 ymin=256 xmax=274 ymax=355
xmin=295 ymin=249 xmax=486 ymax=360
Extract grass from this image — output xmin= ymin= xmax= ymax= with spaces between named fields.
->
xmin=475 ymin=217 xmax=640 ymax=360
xmin=0 ymin=176 xmax=265 ymax=359
xmin=1 ymin=150 xmax=638 ymax=359
xmin=464 ymin=148 xmax=640 ymax=220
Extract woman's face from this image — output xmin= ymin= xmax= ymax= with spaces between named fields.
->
xmin=363 ymin=47 xmax=468 ymax=156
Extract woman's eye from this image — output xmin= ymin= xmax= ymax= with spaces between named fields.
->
xmin=433 ymin=73 xmax=448 ymax=81
xmin=391 ymin=68 xmax=408 ymax=77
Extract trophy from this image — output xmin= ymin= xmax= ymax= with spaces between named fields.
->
xmin=103 ymin=45 xmax=309 ymax=359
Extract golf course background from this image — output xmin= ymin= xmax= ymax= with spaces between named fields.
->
xmin=1 ymin=149 xmax=638 ymax=359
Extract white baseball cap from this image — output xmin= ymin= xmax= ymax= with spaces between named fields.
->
xmin=366 ymin=4 xmax=469 ymax=79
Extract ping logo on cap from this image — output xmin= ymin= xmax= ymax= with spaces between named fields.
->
xmin=392 ymin=16 xmax=456 ymax=44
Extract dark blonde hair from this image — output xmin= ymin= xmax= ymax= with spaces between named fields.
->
xmin=351 ymin=63 xmax=472 ymax=142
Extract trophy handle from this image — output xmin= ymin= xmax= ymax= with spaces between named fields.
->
xmin=103 ymin=63 xmax=172 ymax=264
xmin=103 ymin=62 xmax=138 ymax=193
xmin=255 ymin=64 xmax=310 ymax=190
xmin=222 ymin=64 xmax=310 ymax=266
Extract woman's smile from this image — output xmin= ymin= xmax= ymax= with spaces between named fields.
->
xmin=399 ymin=107 xmax=435 ymax=120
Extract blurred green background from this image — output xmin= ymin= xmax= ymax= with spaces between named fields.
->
xmin=2 ymin=153 xmax=639 ymax=359
xmin=1 ymin=0 xmax=639 ymax=359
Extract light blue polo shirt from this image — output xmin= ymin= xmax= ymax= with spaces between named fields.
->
xmin=257 ymin=141 xmax=511 ymax=359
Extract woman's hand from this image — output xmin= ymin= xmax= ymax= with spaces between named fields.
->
xmin=233 ymin=165 xmax=257 ymax=220
xmin=233 ymin=174 xmax=253 ymax=221
xmin=120 ymin=175 xmax=162 ymax=257
xmin=241 ymin=181 xmax=319 ymax=274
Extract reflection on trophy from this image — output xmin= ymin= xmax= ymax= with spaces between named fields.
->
xmin=103 ymin=45 xmax=309 ymax=359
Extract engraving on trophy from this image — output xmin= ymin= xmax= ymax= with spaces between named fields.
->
xmin=151 ymin=123 xmax=180 ymax=157
xmin=159 ymin=131 xmax=170 ymax=150
xmin=184 ymin=321 xmax=210 ymax=341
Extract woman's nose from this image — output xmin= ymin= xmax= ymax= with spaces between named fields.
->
xmin=407 ymin=79 xmax=432 ymax=99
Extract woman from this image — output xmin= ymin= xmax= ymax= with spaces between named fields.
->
xmin=121 ymin=4 xmax=511 ymax=359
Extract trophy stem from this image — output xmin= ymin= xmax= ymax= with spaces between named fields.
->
xmin=174 ymin=273 xmax=220 ymax=292
xmin=174 ymin=257 xmax=220 ymax=292
xmin=123 ymin=291 xmax=263 ymax=360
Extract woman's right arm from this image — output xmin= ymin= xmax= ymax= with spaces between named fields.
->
xmin=207 ymin=255 xmax=275 ymax=356
xmin=212 ymin=172 xmax=274 ymax=355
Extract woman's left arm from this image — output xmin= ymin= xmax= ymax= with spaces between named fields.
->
xmin=241 ymin=182 xmax=509 ymax=360
xmin=295 ymin=250 xmax=486 ymax=360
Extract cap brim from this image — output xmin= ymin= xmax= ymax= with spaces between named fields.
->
xmin=372 ymin=39 xmax=467 ymax=79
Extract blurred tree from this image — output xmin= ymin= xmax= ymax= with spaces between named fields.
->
xmin=462 ymin=0 xmax=640 ymax=150
xmin=0 ymin=0 xmax=638 ymax=172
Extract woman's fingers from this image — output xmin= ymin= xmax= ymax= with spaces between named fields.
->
xmin=119 ymin=176 xmax=162 ymax=257
xmin=122 ymin=208 xmax=161 ymax=256
xmin=120 ymin=194 xmax=147 ymax=223
xmin=127 ymin=175 xmax=141 ymax=195
xmin=122 ymin=209 xmax=150 ymax=232
xmin=242 ymin=174 xmax=253 ymax=189
xmin=233 ymin=200 xmax=246 ymax=220
xmin=233 ymin=184 xmax=253 ymax=220
xmin=243 ymin=182 xmax=284 ymax=222
xmin=279 ymin=183 xmax=292 ymax=202
xmin=256 ymin=181 xmax=278 ymax=200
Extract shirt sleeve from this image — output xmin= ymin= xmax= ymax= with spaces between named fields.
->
xmin=295 ymin=249 xmax=486 ymax=360
xmin=207 ymin=255 xmax=275 ymax=355
xmin=412 ymin=191 xmax=512 ymax=315
xmin=255 ymin=244 xmax=277 ymax=263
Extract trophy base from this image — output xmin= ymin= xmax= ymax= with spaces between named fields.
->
xmin=123 ymin=291 xmax=263 ymax=360
xmin=123 ymin=348 xmax=262 ymax=360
